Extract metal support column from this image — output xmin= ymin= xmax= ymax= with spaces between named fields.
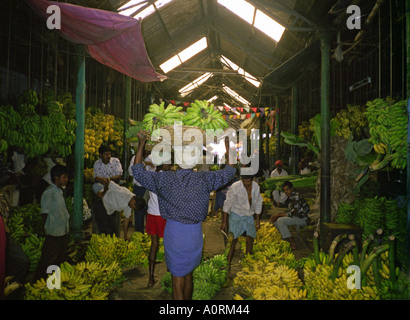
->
xmin=275 ymin=95 xmax=281 ymax=163
xmin=405 ymin=0 xmax=410 ymax=275
xmin=72 ymin=50 xmax=86 ymax=241
xmin=291 ymin=85 xmax=299 ymax=175
xmin=320 ymin=33 xmax=332 ymax=244
xmin=123 ymin=76 xmax=131 ymax=179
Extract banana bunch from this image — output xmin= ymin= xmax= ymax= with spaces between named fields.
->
xmin=125 ymin=119 xmax=145 ymax=143
xmin=24 ymin=261 xmax=123 ymax=300
xmin=4 ymin=277 xmax=22 ymax=297
xmin=8 ymin=204 xmax=46 ymax=271
xmin=21 ymin=234 xmax=45 ymax=272
xmin=303 ymin=256 xmax=378 ymax=300
xmin=142 ymin=102 xmax=184 ymax=133
xmin=183 ymin=100 xmax=228 ymax=130
xmin=239 ymin=222 xmax=301 ymax=269
xmin=334 ymin=104 xmax=368 ymax=140
xmin=254 ymin=221 xmax=283 ymax=244
xmin=161 ymin=254 xmax=229 ymax=300
xmin=83 ymin=168 xmax=94 ymax=183
xmin=365 ymin=98 xmax=408 ymax=170
xmin=192 ymin=254 xmax=229 ymax=300
xmin=84 ymin=111 xmax=123 ymax=163
xmin=85 ymin=232 xmax=155 ymax=269
xmin=261 ymin=194 xmax=272 ymax=207
xmin=233 ymin=260 xmax=305 ymax=300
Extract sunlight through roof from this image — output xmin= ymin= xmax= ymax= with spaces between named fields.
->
xmin=179 ymin=72 xmax=214 ymax=97
xmin=118 ymin=0 xmax=173 ymax=20
xmin=218 ymin=0 xmax=285 ymax=42
xmin=222 ymin=84 xmax=251 ymax=106
xmin=207 ymin=95 xmax=218 ymax=103
xmin=160 ymin=37 xmax=208 ymax=73
xmin=220 ymin=55 xmax=260 ymax=87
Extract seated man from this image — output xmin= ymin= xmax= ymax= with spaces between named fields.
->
xmin=269 ymin=181 xmax=310 ymax=250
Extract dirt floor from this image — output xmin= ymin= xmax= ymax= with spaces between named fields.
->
xmin=109 ymin=206 xmax=315 ymax=301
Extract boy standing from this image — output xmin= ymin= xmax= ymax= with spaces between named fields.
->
xmin=35 ymin=164 xmax=70 ymax=281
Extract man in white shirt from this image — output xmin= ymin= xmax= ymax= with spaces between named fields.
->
xmin=270 ymin=160 xmax=288 ymax=178
xmin=220 ymin=174 xmax=263 ymax=267
xmin=92 ymin=145 xmax=123 ymax=236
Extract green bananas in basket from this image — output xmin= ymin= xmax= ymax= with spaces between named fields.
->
xmin=183 ymin=100 xmax=228 ymax=131
xmin=142 ymin=102 xmax=184 ymax=133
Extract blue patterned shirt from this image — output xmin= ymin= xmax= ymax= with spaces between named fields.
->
xmin=131 ymin=163 xmax=237 ymax=224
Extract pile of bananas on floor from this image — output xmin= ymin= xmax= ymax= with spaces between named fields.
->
xmin=232 ymin=222 xmax=410 ymax=300
xmin=4 ymin=203 xmax=159 ymax=300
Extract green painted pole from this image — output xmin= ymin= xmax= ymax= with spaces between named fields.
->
xmin=265 ymin=113 xmax=270 ymax=168
xmin=123 ymin=76 xmax=131 ymax=179
xmin=291 ymin=85 xmax=299 ymax=175
xmin=406 ymin=0 xmax=410 ymax=276
xmin=72 ymin=50 xmax=86 ymax=241
xmin=275 ymin=95 xmax=281 ymax=163
xmin=320 ymin=33 xmax=331 ymax=246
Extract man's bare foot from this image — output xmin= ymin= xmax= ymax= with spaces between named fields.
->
xmin=148 ymin=278 xmax=157 ymax=287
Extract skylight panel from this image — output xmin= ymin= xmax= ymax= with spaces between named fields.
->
xmin=118 ymin=0 xmax=173 ymax=20
xmin=220 ymin=56 xmax=261 ymax=88
xmin=222 ymin=85 xmax=250 ymax=106
xmin=160 ymin=37 xmax=208 ymax=73
xmin=179 ymin=73 xmax=213 ymax=97
xmin=160 ymin=55 xmax=181 ymax=74
xmin=254 ymin=10 xmax=285 ymax=42
xmin=178 ymin=37 xmax=208 ymax=62
xmin=218 ymin=0 xmax=255 ymax=24
xmin=207 ymin=95 xmax=218 ymax=103
xmin=217 ymin=0 xmax=285 ymax=42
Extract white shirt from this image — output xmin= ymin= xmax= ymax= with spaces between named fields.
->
xmin=147 ymin=192 xmax=160 ymax=216
xmin=94 ymin=157 xmax=123 ymax=179
xmin=102 ymin=181 xmax=134 ymax=218
xmin=128 ymin=155 xmax=156 ymax=186
xmin=270 ymin=168 xmax=288 ymax=178
xmin=300 ymin=167 xmax=311 ymax=175
xmin=223 ymin=180 xmax=263 ymax=217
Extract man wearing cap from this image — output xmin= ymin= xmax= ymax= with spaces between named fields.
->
xmin=270 ymin=160 xmax=289 ymax=206
xmin=270 ymin=160 xmax=288 ymax=178
xmin=92 ymin=145 xmax=123 ymax=236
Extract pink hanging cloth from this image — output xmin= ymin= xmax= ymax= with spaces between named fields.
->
xmin=24 ymin=0 xmax=167 ymax=83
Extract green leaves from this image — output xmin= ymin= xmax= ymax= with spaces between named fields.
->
xmin=344 ymin=135 xmax=375 ymax=167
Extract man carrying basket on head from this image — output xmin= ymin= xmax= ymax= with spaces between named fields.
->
xmin=131 ymin=130 xmax=236 ymax=300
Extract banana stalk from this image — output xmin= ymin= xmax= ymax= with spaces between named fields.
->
xmin=331 ymin=240 xmax=356 ymax=281
xmin=371 ymin=256 xmax=382 ymax=290
xmin=360 ymin=243 xmax=389 ymax=287
xmin=328 ymin=233 xmax=348 ymax=265
xmin=360 ymin=234 xmax=374 ymax=268
xmin=350 ymin=235 xmax=360 ymax=266
xmin=388 ymin=235 xmax=397 ymax=286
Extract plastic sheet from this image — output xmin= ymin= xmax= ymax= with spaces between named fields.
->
xmin=25 ymin=0 xmax=167 ymax=82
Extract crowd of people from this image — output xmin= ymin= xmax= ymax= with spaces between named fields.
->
xmin=0 ymin=130 xmax=313 ymax=300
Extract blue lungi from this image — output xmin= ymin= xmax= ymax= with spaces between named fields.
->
xmin=163 ymin=219 xmax=203 ymax=277
xmin=229 ymin=211 xmax=257 ymax=239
